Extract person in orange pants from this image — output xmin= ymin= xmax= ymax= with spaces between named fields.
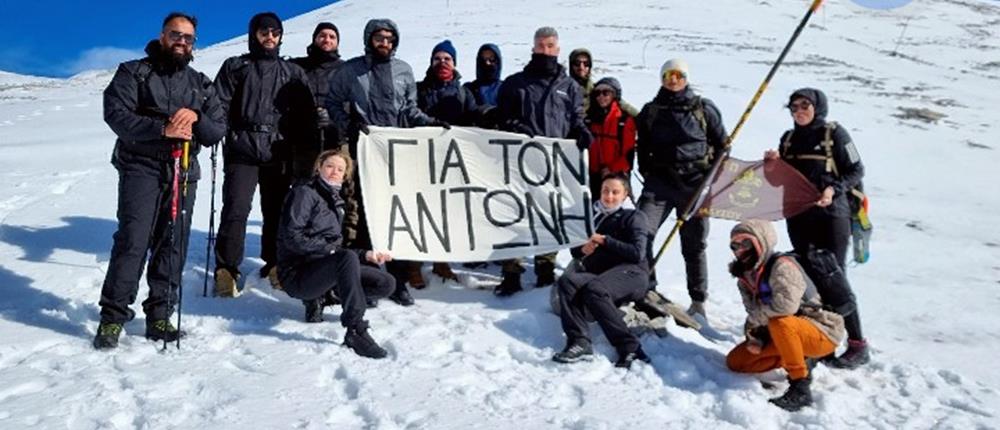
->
xmin=724 ymin=220 xmax=845 ymax=411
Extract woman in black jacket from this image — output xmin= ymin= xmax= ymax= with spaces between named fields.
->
xmin=552 ymin=173 xmax=651 ymax=369
xmin=276 ymin=149 xmax=394 ymax=359
xmin=764 ymin=88 xmax=869 ymax=369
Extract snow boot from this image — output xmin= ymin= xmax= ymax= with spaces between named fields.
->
xmin=388 ymin=284 xmax=415 ymax=306
xmin=93 ymin=322 xmax=123 ymax=350
xmin=432 ymin=262 xmax=458 ymax=282
xmin=830 ymin=339 xmax=870 ymax=369
xmin=344 ymin=321 xmax=387 ymax=359
xmin=494 ymin=271 xmax=523 ymax=297
xmin=304 ymin=298 xmax=324 ymax=323
xmin=552 ymin=339 xmax=594 ymax=363
xmin=535 ymin=262 xmax=556 ymax=288
xmin=615 ymin=346 xmax=651 ymax=369
xmin=145 ymin=319 xmax=186 ymax=342
xmin=215 ymin=267 xmax=240 ymax=298
xmin=769 ymin=376 xmax=813 ymax=411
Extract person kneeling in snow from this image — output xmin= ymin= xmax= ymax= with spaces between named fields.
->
xmin=276 ymin=149 xmax=395 ymax=359
xmin=725 ymin=220 xmax=846 ymax=411
xmin=552 ymin=173 xmax=652 ymax=369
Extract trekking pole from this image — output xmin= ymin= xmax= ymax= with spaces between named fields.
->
xmin=176 ymin=140 xmax=191 ymax=349
xmin=203 ymin=138 xmax=219 ymax=297
xmin=651 ymin=0 xmax=825 ymax=267
xmin=163 ymin=141 xmax=184 ymax=351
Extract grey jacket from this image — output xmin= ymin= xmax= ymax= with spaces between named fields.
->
xmin=326 ymin=19 xmax=434 ymax=131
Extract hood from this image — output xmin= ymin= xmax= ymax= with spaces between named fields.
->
xmin=593 ymin=77 xmax=622 ymax=100
xmin=569 ymin=48 xmax=592 ymax=81
xmin=476 ymin=43 xmax=502 ymax=82
xmin=363 ymin=18 xmax=399 ymax=57
xmin=248 ymin=12 xmax=283 ymax=58
xmin=789 ymin=87 xmax=828 ymax=125
xmin=144 ymin=39 xmax=189 ymax=72
xmin=730 ymin=219 xmax=777 ymax=268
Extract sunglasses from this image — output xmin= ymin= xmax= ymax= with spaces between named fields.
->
xmin=663 ymin=69 xmax=686 ymax=80
xmin=788 ymin=100 xmax=812 ymax=112
xmin=571 ymin=60 xmax=591 ymax=67
xmin=594 ymin=89 xmax=615 ymax=97
xmin=729 ymin=238 xmax=754 ymax=252
xmin=372 ymin=34 xmax=396 ymax=44
xmin=257 ymin=28 xmax=282 ymax=38
xmin=167 ymin=30 xmax=196 ymax=45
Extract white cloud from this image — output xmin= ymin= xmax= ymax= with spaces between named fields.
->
xmin=67 ymin=46 xmax=144 ymax=74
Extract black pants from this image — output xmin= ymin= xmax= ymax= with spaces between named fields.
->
xmin=215 ymin=161 xmax=290 ymax=276
xmin=637 ymin=176 xmax=709 ymax=302
xmin=788 ymin=210 xmax=864 ymax=341
xmin=282 ymin=252 xmax=394 ymax=328
xmin=558 ymin=264 xmax=648 ymax=353
xmin=99 ymin=172 xmax=197 ymax=324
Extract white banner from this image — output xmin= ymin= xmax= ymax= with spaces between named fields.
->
xmin=358 ymin=126 xmax=593 ymax=262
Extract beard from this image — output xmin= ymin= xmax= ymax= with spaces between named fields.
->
xmin=163 ymin=44 xmax=193 ymax=67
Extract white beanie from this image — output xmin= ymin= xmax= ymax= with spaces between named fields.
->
xmin=660 ymin=58 xmax=690 ymax=79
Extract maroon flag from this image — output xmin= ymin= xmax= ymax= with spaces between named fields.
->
xmin=696 ymin=157 xmax=819 ymax=221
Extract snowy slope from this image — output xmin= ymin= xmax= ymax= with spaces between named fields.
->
xmin=1 ymin=0 xmax=999 ymax=428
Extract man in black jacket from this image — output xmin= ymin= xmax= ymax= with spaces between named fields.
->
xmin=493 ymin=26 xmax=592 ymax=297
xmin=290 ymin=22 xmax=345 ymax=179
xmin=95 ymin=12 xmax=226 ymax=349
xmin=326 ymin=18 xmax=448 ymax=305
xmin=635 ymin=58 xmax=727 ymax=318
xmin=213 ymin=12 xmax=313 ymax=297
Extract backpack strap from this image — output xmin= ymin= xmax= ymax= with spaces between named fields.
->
xmin=691 ymin=96 xmax=708 ymax=134
xmin=759 ymin=252 xmax=821 ymax=310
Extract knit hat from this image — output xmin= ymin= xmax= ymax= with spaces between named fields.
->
xmin=660 ymin=58 xmax=689 ymax=79
xmin=432 ymin=39 xmax=457 ymax=64
xmin=593 ymin=77 xmax=622 ymax=100
xmin=311 ymin=22 xmax=339 ymax=40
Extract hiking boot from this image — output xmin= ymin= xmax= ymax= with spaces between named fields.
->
xmin=830 ymin=339 xmax=870 ymax=369
xmin=388 ymin=285 xmax=415 ymax=306
xmin=687 ymin=301 xmax=706 ymax=318
xmin=93 ymin=322 xmax=123 ymax=350
xmin=344 ymin=321 xmax=387 ymax=359
xmin=615 ymin=346 xmax=651 ymax=369
xmin=769 ymin=376 xmax=813 ymax=411
xmin=145 ymin=319 xmax=186 ymax=342
xmin=494 ymin=272 xmax=523 ymax=297
xmin=215 ymin=267 xmax=240 ymax=298
xmin=304 ymin=298 xmax=324 ymax=323
xmin=432 ymin=262 xmax=458 ymax=282
xmin=552 ymin=339 xmax=593 ymax=363
xmin=535 ymin=263 xmax=556 ymax=288
xmin=406 ymin=263 xmax=426 ymax=289
xmin=322 ymin=290 xmax=341 ymax=307
xmin=261 ymin=265 xmax=282 ymax=291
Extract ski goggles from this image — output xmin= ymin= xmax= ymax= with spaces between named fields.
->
xmin=663 ymin=69 xmax=686 ymax=81
xmin=167 ymin=31 xmax=196 ymax=45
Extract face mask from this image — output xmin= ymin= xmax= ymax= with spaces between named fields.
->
xmin=594 ymin=199 xmax=622 ymax=216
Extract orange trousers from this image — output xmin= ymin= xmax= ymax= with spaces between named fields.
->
xmin=727 ymin=315 xmax=836 ymax=380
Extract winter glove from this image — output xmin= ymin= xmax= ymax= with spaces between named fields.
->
xmin=507 ymin=120 xmax=535 ymax=138
xmin=431 ymin=119 xmax=451 ymax=130
xmin=575 ymin=128 xmax=594 ymax=151
xmin=316 ymin=107 xmax=331 ymax=129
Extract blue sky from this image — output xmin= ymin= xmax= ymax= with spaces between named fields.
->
xmin=2 ymin=1 xmax=336 ymax=77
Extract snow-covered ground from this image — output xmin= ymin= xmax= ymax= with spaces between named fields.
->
xmin=1 ymin=0 xmax=998 ymax=428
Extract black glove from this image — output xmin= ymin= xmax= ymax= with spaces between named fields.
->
xmin=432 ymin=119 xmax=451 ymax=129
xmin=358 ymin=122 xmax=370 ymax=135
xmin=509 ymin=121 xmax=534 ymax=138
xmin=316 ymin=107 xmax=331 ymax=129
xmin=575 ymin=129 xmax=593 ymax=151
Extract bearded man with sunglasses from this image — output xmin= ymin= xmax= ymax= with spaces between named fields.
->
xmin=635 ymin=58 xmax=728 ymax=318
xmin=95 ymin=12 xmax=226 ymax=349
xmin=212 ymin=12 xmax=314 ymax=297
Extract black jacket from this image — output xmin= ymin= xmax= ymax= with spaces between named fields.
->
xmin=779 ymin=89 xmax=864 ymax=218
xmin=496 ymin=54 xmax=588 ymax=139
xmin=213 ymin=28 xmax=313 ymax=165
xmin=636 ymin=86 xmax=727 ymax=185
xmin=277 ymin=177 xmax=365 ymax=280
xmin=417 ymin=70 xmax=478 ymax=126
xmin=103 ymin=40 xmax=226 ymax=181
xmin=572 ymin=207 xmax=650 ymax=275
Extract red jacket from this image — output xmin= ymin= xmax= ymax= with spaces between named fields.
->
xmin=587 ymin=101 xmax=635 ymax=174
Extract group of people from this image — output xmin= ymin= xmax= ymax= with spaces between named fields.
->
xmin=94 ymin=11 xmax=871 ymax=411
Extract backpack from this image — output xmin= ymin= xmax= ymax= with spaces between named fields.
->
xmin=641 ymin=96 xmax=714 ymax=172
xmin=781 ymin=122 xmax=872 ymax=264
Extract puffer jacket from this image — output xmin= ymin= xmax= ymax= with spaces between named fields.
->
xmin=731 ymin=219 xmax=846 ymax=345
xmin=571 ymin=206 xmax=649 ymax=275
xmin=495 ymin=55 xmax=587 ymax=139
xmin=326 ymin=18 xmax=434 ymax=133
xmin=586 ymin=78 xmax=635 ymax=175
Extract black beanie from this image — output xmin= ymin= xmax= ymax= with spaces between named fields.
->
xmin=312 ymin=22 xmax=339 ymax=40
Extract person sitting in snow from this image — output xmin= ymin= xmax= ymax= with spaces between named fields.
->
xmin=552 ymin=173 xmax=652 ymax=369
xmin=725 ymin=219 xmax=846 ymax=411
xmin=276 ymin=149 xmax=396 ymax=359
